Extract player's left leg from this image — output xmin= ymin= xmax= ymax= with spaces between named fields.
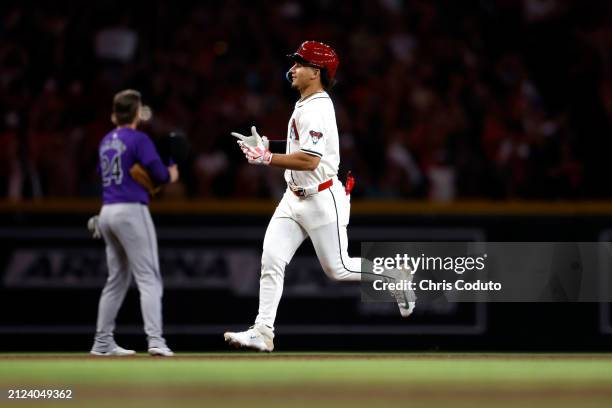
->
xmin=308 ymin=221 xmax=361 ymax=281
xmin=305 ymin=183 xmax=360 ymax=281
xmin=307 ymin=185 xmax=415 ymax=316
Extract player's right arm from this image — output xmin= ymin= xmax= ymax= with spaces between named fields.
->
xmin=269 ymin=151 xmax=320 ymax=171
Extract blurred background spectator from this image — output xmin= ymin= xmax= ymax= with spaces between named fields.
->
xmin=0 ymin=0 xmax=610 ymax=201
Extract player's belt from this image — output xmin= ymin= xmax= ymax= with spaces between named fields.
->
xmin=290 ymin=179 xmax=333 ymax=198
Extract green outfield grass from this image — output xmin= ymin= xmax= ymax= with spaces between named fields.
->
xmin=1 ymin=353 xmax=611 ymax=408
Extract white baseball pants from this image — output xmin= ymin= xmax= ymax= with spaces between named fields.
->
xmin=255 ymin=180 xmax=362 ymax=329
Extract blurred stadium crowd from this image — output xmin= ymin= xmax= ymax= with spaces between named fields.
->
xmin=0 ymin=0 xmax=611 ymax=200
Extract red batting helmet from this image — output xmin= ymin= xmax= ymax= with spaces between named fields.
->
xmin=287 ymin=41 xmax=339 ymax=80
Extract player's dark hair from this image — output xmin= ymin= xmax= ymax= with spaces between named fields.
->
xmin=320 ymin=68 xmax=336 ymax=91
xmin=112 ymin=89 xmax=141 ymax=125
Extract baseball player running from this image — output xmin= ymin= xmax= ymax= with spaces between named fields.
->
xmin=90 ymin=89 xmax=178 ymax=357
xmin=224 ymin=41 xmax=415 ymax=352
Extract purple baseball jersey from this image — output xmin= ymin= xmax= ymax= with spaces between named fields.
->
xmin=98 ymin=127 xmax=169 ymax=205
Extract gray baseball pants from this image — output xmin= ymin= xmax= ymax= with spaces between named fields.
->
xmin=92 ymin=203 xmax=167 ymax=352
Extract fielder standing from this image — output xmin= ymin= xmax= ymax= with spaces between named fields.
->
xmin=90 ymin=89 xmax=177 ymax=357
xmin=224 ymin=41 xmax=414 ymax=352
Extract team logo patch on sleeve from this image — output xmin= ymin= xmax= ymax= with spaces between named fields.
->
xmin=309 ymin=130 xmax=323 ymax=144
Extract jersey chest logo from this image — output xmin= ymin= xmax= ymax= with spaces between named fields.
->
xmin=290 ymin=118 xmax=299 ymax=141
xmin=309 ymin=130 xmax=323 ymax=144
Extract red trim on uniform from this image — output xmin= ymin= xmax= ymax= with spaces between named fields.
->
xmin=291 ymin=119 xmax=299 ymax=141
xmin=291 ymin=179 xmax=333 ymax=197
xmin=318 ymin=179 xmax=333 ymax=192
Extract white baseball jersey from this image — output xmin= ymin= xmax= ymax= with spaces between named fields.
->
xmin=252 ymin=89 xmax=411 ymax=331
xmin=284 ymin=91 xmax=340 ymax=187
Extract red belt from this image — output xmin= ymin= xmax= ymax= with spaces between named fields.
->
xmin=291 ymin=179 xmax=333 ymax=197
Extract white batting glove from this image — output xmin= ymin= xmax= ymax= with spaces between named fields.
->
xmin=238 ymin=141 xmax=273 ymax=165
xmin=231 ymin=126 xmax=269 ymax=149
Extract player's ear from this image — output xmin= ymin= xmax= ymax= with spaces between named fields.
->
xmin=111 ymin=113 xmax=117 ymax=125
